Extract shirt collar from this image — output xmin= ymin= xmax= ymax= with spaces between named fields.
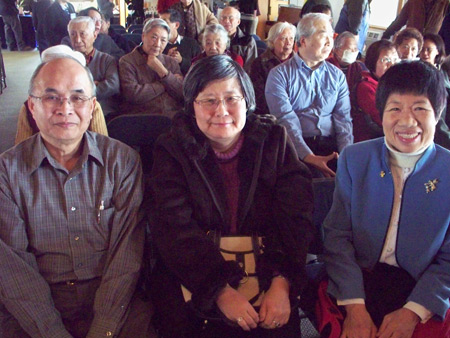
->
xmin=294 ymin=52 xmax=325 ymax=72
xmin=85 ymin=48 xmax=96 ymax=65
xmin=28 ymin=131 xmax=104 ymax=175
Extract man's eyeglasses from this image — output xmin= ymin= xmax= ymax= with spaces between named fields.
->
xmin=220 ymin=15 xmax=237 ymax=22
xmin=194 ymin=96 xmax=244 ymax=110
xmin=30 ymin=94 xmax=94 ymax=109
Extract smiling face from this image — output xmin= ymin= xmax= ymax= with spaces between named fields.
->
xmin=203 ymin=33 xmax=227 ymax=56
xmin=397 ymin=38 xmax=419 ymax=60
xmin=69 ymin=21 xmax=97 ymax=55
xmin=28 ymin=58 xmax=95 ymax=149
xmin=382 ymin=93 xmax=438 ymax=153
xmin=142 ymin=26 xmax=169 ymax=56
xmin=194 ymin=77 xmax=247 ymax=152
xmin=420 ymin=39 xmax=439 ymax=66
xmin=299 ymin=18 xmax=334 ymax=68
xmin=272 ymin=28 xmax=295 ymax=61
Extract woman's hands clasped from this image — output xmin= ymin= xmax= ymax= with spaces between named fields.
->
xmin=216 ymin=276 xmax=291 ymax=331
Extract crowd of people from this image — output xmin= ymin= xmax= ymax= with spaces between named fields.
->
xmin=1 ymin=0 xmax=450 ymax=337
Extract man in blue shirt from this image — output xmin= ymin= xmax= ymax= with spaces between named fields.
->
xmin=265 ymin=13 xmax=353 ymax=178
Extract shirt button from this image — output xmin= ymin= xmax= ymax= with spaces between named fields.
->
xmin=106 ymin=331 xmax=112 ymax=336
xmin=74 ymin=236 xmax=80 ymax=241
xmin=71 ymin=206 xmax=77 ymax=211
xmin=78 ymin=263 xmax=83 ymax=267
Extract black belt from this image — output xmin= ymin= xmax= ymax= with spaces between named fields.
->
xmin=304 ymin=135 xmax=333 ymax=142
xmin=52 ymin=277 xmax=100 ymax=287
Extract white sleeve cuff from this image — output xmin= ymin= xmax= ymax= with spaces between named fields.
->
xmin=404 ymin=301 xmax=434 ymax=323
xmin=337 ymin=298 xmax=365 ymax=306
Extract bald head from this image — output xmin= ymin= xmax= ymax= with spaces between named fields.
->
xmin=219 ymin=7 xmax=241 ymax=36
xmin=29 ymin=57 xmax=96 ymax=97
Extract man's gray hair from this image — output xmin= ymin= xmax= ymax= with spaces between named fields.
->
xmin=334 ymin=31 xmax=356 ymax=50
xmin=202 ymin=24 xmax=230 ymax=48
xmin=297 ymin=12 xmax=331 ymax=40
xmin=266 ymin=22 xmax=297 ymax=49
xmin=28 ymin=57 xmax=96 ymax=97
xmin=67 ymin=16 xmax=96 ymax=34
xmin=143 ymin=18 xmax=170 ymax=35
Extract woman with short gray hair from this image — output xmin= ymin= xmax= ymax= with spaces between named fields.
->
xmin=249 ymin=22 xmax=296 ymax=115
xmin=191 ymin=24 xmax=244 ymax=67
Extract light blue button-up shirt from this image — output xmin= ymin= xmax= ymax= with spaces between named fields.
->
xmin=265 ymin=53 xmax=353 ymax=160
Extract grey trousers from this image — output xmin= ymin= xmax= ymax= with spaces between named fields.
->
xmin=2 ymin=15 xmax=26 ymax=50
xmin=0 ymin=278 xmax=157 ymax=337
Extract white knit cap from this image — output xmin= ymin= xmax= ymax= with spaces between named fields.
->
xmin=41 ymin=45 xmax=86 ymax=66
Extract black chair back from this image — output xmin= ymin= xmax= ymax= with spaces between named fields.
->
xmin=107 ymin=114 xmax=172 ymax=174
xmin=122 ymin=33 xmax=142 ymax=45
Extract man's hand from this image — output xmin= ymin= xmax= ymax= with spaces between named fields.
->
xmin=216 ymin=285 xmax=259 ymax=331
xmin=341 ymin=304 xmax=377 ymax=338
xmin=259 ymin=277 xmax=290 ymax=329
xmin=303 ymin=152 xmax=338 ymax=177
xmin=146 ymin=55 xmax=169 ymax=79
xmin=376 ymin=308 xmax=419 ymax=338
xmin=168 ymin=47 xmax=182 ymax=63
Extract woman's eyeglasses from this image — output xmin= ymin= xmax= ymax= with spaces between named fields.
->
xmin=194 ymin=96 xmax=244 ymax=110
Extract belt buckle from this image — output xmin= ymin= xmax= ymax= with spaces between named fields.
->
xmin=65 ymin=280 xmax=76 ymax=286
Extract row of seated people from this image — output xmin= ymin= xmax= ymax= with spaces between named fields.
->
xmin=2 ymin=49 xmax=450 ymax=337
xmin=23 ymin=10 xmax=450 ymax=178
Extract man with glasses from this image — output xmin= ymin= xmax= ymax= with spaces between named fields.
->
xmin=68 ymin=16 xmax=120 ymax=117
xmin=0 ymin=56 xmax=156 ymax=337
xmin=266 ymin=13 xmax=353 ymax=178
xmin=219 ymin=6 xmax=258 ymax=72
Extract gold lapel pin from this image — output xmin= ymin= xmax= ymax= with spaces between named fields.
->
xmin=424 ymin=179 xmax=438 ymax=193
xmin=380 ymin=171 xmax=385 ymax=178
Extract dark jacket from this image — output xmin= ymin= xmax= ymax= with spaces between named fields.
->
xmin=147 ymin=113 xmax=314 ymax=335
xmin=163 ymin=35 xmax=201 ymax=75
xmin=43 ymin=1 xmax=76 ymax=47
xmin=61 ymin=33 xmax=125 ymax=60
xmin=249 ymin=48 xmax=292 ymax=115
xmin=230 ymin=26 xmax=258 ymax=72
xmin=0 ymin=0 xmax=18 ymax=16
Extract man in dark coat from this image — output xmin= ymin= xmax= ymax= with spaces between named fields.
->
xmin=43 ymin=0 xmax=76 ymax=47
xmin=160 ymin=8 xmax=201 ymax=75
xmin=0 ymin=0 xmax=33 ymax=50
xmin=31 ymin=0 xmax=52 ymax=53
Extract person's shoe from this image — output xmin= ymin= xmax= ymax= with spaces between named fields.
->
xmin=19 ymin=46 xmax=34 ymax=51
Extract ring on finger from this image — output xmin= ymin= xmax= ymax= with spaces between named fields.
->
xmin=237 ymin=316 xmax=244 ymax=323
xmin=272 ymin=320 xmax=280 ymax=328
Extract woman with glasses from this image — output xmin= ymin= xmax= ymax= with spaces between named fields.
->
xmin=146 ymin=55 xmax=314 ymax=337
xmin=323 ymin=61 xmax=450 ymax=338
xmin=394 ymin=27 xmax=423 ymax=60
xmin=352 ymin=39 xmax=398 ymax=142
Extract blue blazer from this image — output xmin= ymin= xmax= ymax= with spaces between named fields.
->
xmin=323 ymin=137 xmax=450 ymax=319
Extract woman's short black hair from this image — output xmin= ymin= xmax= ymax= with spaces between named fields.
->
xmin=376 ymin=61 xmax=447 ymax=120
xmin=394 ymin=27 xmax=424 ymax=52
xmin=422 ymin=33 xmax=446 ymax=66
xmin=183 ymin=55 xmax=256 ymax=116
xmin=364 ymin=39 xmax=396 ymax=74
